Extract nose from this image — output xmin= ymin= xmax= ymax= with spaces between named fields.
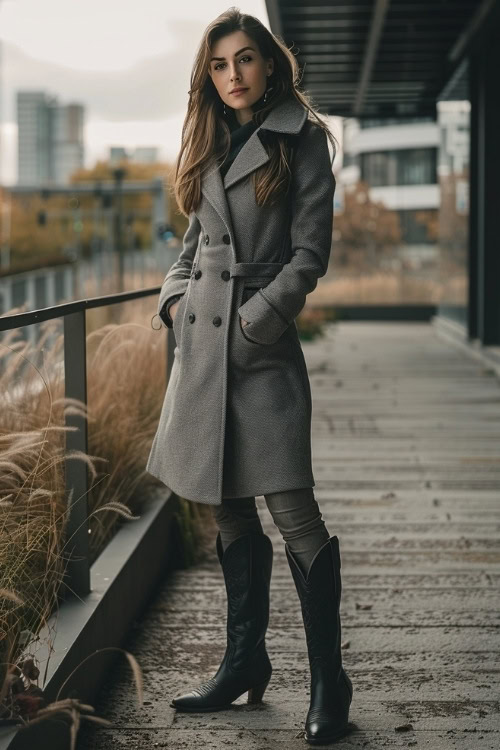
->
xmin=229 ymin=65 xmax=241 ymax=81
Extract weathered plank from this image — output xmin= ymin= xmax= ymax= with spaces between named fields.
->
xmin=77 ymin=321 xmax=500 ymax=749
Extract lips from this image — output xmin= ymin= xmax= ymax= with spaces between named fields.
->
xmin=230 ymin=88 xmax=248 ymax=95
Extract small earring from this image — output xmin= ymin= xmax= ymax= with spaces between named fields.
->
xmin=223 ymin=102 xmax=227 ymax=115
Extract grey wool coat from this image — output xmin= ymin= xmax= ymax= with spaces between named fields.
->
xmin=146 ymin=93 xmax=336 ymax=505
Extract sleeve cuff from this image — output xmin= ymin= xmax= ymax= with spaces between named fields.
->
xmin=159 ymin=294 xmax=184 ymax=328
xmin=237 ymin=288 xmax=290 ymax=345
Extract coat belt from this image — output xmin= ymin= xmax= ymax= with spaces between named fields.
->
xmin=229 ymin=262 xmax=284 ymax=278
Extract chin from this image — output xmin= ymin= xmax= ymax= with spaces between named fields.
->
xmin=232 ymin=92 xmax=252 ymax=103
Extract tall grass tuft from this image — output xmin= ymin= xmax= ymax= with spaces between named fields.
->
xmin=0 ymin=295 xmax=214 ymax=737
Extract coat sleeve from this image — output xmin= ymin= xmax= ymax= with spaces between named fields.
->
xmin=237 ymin=121 xmax=335 ymax=345
xmin=156 ymin=210 xmax=201 ymax=329
xmin=159 ymin=293 xmax=185 ymax=327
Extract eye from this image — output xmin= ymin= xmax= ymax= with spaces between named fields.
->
xmin=214 ymin=55 xmax=253 ymax=71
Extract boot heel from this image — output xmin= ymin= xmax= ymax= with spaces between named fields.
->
xmin=247 ymin=676 xmax=271 ymax=704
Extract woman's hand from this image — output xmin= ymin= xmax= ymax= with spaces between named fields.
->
xmin=170 ymin=299 xmax=181 ymax=321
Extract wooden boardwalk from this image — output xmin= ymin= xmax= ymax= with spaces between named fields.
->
xmin=78 ymin=321 xmax=500 ymax=749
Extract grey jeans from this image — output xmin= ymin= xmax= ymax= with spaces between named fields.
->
xmin=211 ymin=487 xmax=330 ymax=577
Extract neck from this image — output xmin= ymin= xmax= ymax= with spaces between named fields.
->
xmin=235 ymin=107 xmax=254 ymax=126
xmin=233 ymin=88 xmax=268 ymax=126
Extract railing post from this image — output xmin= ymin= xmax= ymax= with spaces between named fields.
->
xmin=63 ymin=309 xmax=91 ymax=598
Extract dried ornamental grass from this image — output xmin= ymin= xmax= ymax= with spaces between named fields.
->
xmin=0 ymin=324 xmax=89 ymax=691
xmin=1 ymin=634 xmax=144 ymax=750
xmin=0 ymin=314 xmax=166 ymax=722
xmin=84 ymin=317 xmax=169 ymax=556
xmin=0 ymin=299 xmax=218 ymax=742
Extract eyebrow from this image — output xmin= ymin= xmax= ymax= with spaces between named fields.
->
xmin=210 ymin=46 xmax=255 ymax=62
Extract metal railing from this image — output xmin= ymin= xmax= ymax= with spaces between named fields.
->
xmin=0 ymin=287 xmax=174 ymax=599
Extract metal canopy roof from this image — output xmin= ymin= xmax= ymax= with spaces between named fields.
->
xmin=265 ymin=0 xmax=499 ymax=118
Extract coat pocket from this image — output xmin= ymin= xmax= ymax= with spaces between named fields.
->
xmin=238 ymin=285 xmax=292 ymax=346
xmin=172 ymin=292 xmax=188 ymax=342
xmin=239 ymin=287 xmax=265 ymax=344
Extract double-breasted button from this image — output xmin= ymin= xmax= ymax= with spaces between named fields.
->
xmin=212 ymin=316 xmax=222 ymax=327
xmin=194 ymin=269 xmax=202 ymax=279
xmin=221 ymin=270 xmax=230 ymax=281
xmin=222 ymin=233 xmax=231 ymax=244
xmin=188 ymin=313 xmax=195 ymax=323
xmin=204 ymin=234 xmax=209 ymax=245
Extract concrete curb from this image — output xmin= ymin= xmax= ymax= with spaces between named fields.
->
xmin=431 ymin=314 xmax=500 ymax=380
xmin=0 ymin=486 xmax=183 ymax=750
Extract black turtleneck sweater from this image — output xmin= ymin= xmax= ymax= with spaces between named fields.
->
xmin=219 ymin=115 xmax=259 ymax=179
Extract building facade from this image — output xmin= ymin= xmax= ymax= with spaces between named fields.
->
xmin=17 ymin=91 xmax=84 ymax=186
xmin=340 ymin=116 xmax=440 ymax=263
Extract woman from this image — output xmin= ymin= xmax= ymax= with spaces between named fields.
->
xmin=147 ymin=7 xmax=353 ymax=745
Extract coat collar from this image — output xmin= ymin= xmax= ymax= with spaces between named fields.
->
xmin=200 ymin=94 xmax=308 ymax=233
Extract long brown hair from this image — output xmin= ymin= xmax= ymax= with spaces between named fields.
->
xmin=174 ymin=6 xmax=338 ymax=216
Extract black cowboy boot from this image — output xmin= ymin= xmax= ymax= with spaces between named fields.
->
xmin=170 ymin=531 xmax=273 ymax=711
xmin=286 ymin=535 xmax=353 ymax=744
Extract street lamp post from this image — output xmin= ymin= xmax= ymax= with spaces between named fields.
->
xmin=113 ymin=167 xmax=126 ymax=292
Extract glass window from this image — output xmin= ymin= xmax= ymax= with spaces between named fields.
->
xmin=55 ymin=269 xmax=66 ymax=303
xmin=361 ymin=148 xmax=437 ymax=186
xmin=35 ymin=276 xmax=47 ymax=309
xmin=398 ymin=149 xmax=437 ymax=185
xmin=12 ymin=279 xmax=27 ymax=308
xmin=360 ymin=116 xmax=435 ymax=128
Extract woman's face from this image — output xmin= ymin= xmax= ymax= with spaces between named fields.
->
xmin=208 ymin=30 xmax=274 ymax=124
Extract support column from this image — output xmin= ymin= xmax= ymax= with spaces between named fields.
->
xmin=474 ymin=33 xmax=500 ymax=345
xmin=467 ymin=55 xmax=478 ymax=341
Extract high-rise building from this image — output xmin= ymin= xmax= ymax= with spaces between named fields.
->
xmin=131 ymin=147 xmax=158 ymax=164
xmin=109 ymin=146 xmax=158 ymax=165
xmin=51 ymin=102 xmax=84 ymax=184
xmin=16 ymin=91 xmax=84 ymax=186
xmin=109 ymin=147 xmax=128 ymax=167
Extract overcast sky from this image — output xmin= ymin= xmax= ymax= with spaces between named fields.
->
xmin=0 ymin=0 xmax=276 ymax=184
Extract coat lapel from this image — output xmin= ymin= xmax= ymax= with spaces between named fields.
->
xmin=200 ymin=158 xmax=233 ymax=232
xmin=200 ymin=94 xmax=308 ymax=232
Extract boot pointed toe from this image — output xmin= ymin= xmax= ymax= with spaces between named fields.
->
xmin=170 ymin=678 xmax=221 ymax=711
xmin=305 ymin=706 xmax=350 ymax=744
xmin=170 ymin=691 xmax=199 ymax=710
xmin=170 ymin=533 xmax=274 ymax=714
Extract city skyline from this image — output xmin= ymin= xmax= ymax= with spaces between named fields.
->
xmin=0 ymin=0 xmax=268 ymax=184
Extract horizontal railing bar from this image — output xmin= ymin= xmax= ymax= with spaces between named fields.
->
xmin=8 ymin=180 xmax=164 ymax=195
xmin=0 ymin=285 xmax=161 ymax=331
